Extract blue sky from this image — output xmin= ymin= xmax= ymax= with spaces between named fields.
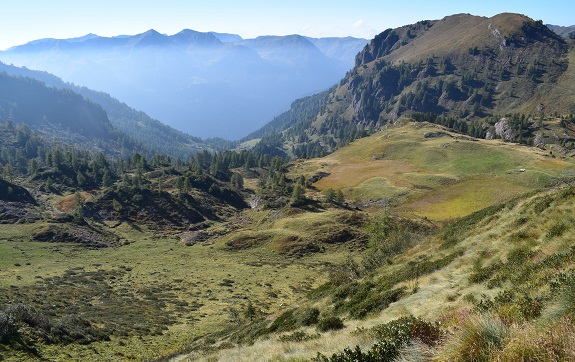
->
xmin=1 ymin=0 xmax=573 ymax=50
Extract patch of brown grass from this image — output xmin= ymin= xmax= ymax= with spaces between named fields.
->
xmin=55 ymin=191 xmax=94 ymax=212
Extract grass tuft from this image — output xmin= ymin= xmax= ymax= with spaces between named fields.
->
xmin=436 ymin=313 xmax=509 ymax=361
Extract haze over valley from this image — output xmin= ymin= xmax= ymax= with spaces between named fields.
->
xmin=0 ymin=31 xmax=367 ymax=139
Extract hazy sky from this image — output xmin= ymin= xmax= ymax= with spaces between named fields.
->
xmin=1 ymin=0 xmax=574 ymax=50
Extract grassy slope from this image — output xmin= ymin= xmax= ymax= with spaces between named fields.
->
xmin=296 ymin=121 xmax=573 ymax=221
xmin=186 ymin=161 xmax=575 ymax=362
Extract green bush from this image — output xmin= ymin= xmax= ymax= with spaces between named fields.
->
xmin=317 ymin=316 xmax=344 ymax=332
xmin=297 ymin=307 xmax=320 ymax=326
xmin=4 ymin=302 xmax=45 ymax=327
xmin=469 ymin=262 xmax=502 ymax=284
xmin=268 ymin=309 xmax=298 ymax=333
xmin=268 ymin=307 xmax=320 ymax=333
xmin=278 ymin=331 xmax=320 ymax=342
xmin=352 ymin=287 xmax=405 ymax=319
xmin=47 ymin=314 xmax=110 ymax=344
xmin=0 ymin=312 xmax=19 ymax=343
xmin=313 ymin=316 xmax=443 ymax=361
xmin=550 ymin=270 xmax=575 ymax=316
xmin=546 ymin=222 xmax=568 ymax=239
xmin=1 ymin=302 xmax=110 ymax=346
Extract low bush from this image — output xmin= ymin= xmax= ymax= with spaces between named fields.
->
xmin=546 ymin=222 xmax=568 ymax=239
xmin=550 ymin=270 xmax=575 ymax=316
xmin=297 ymin=307 xmax=320 ymax=326
xmin=313 ymin=316 xmax=442 ymax=361
xmin=348 ymin=287 xmax=405 ymax=319
xmin=278 ymin=331 xmax=320 ymax=342
xmin=4 ymin=303 xmax=45 ymax=327
xmin=0 ymin=302 xmax=110 ymax=347
xmin=47 ymin=314 xmax=110 ymax=344
xmin=267 ymin=307 xmax=320 ymax=333
xmin=0 ymin=312 xmax=19 ymax=343
xmin=317 ymin=316 xmax=344 ymax=332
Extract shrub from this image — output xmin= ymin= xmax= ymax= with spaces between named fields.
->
xmin=317 ymin=316 xmax=344 ymax=332
xmin=47 ymin=314 xmax=110 ymax=344
xmin=278 ymin=331 xmax=320 ymax=343
xmin=0 ymin=312 xmax=19 ymax=343
xmin=533 ymin=196 xmax=553 ymax=213
xmin=546 ymin=222 xmax=568 ymax=239
xmin=297 ymin=307 xmax=320 ymax=326
xmin=469 ymin=262 xmax=502 ymax=284
xmin=550 ymin=270 xmax=575 ymax=316
xmin=4 ymin=302 xmax=44 ymax=327
xmin=348 ymin=287 xmax=405 ymax=319
xmin=267 ymin=309 xmax=296 ymax=333
xmin=313 ymin=316 xmax=442 ymax=362
xmin=372 ymin=315 xmax=443 ymax=346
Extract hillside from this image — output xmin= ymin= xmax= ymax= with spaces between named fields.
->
xmin=183 ymin=160 xmax=575 ymax=362
xmin=245 ymin=13 xmax=575 ymax=159
xmin=294 ymin=121 xmax=573 ymax=221
xmin=0 ymin=31 xmax=367 ymax=139
xmin=0 ymin=72 xmax=129 ymax=154
xmin=0 ymin=61 xmax=231 ymax=158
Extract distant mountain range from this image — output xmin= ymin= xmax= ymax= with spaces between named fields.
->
xmin=548 ymin=24 xmax=575 ymax=38
xmin=0 ymin=30 xmax=367 ymax=139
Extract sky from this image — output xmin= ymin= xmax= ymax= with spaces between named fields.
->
xmin=1 ymin=0 xmax=574 ymax=50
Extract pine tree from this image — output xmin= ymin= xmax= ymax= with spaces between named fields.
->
xmin=102 ymin=170 xmax=112 ymax=188
xmin=290 ymin=177 xmax=306 ymax=206
xmin=76 ymin=170 xmax=86 ymax=187
xmin=4 ymin=163 xmax=13 ymax=183
xmin=325 ymin=188 xmax=336 ymax=203
xmin=335 ymin=190 xmax=345 ymax=204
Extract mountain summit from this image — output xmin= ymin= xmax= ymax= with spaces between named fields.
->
xmin=244 ymin=13 xmax=575 ymax=158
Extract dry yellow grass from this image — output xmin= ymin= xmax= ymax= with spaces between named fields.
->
xmin=398 ymin=176 xmax=528 ymax=220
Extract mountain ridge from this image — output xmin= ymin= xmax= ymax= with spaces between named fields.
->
xmin=0 ymin=62 xmax=240 ymax=158
xmin=243 ymin=12 xmax=575 ymax=159
xmin=1 ymin=30 xmax=368 ymax=139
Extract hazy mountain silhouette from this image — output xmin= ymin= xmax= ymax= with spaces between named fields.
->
xmin=0 ymin=30 xmax=367 ymax=139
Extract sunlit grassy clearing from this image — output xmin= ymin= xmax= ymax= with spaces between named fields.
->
xmin=300 ymin=122 xmax=574 ymax=221
xmin=314 ymin=160 xmax=416 ymax=191
xmin=348 ymin=177 xmax=410 ymax=202
xmin=398 ymin=176 xmax=528 ymax=220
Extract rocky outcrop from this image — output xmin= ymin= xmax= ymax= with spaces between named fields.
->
xmin=494 ymin=118 xmax=518 ymax=141
xmin=32 ymin=224 xmax=119 ymax=248
xmin=0 ymin=201 xmax=41 ymax=224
